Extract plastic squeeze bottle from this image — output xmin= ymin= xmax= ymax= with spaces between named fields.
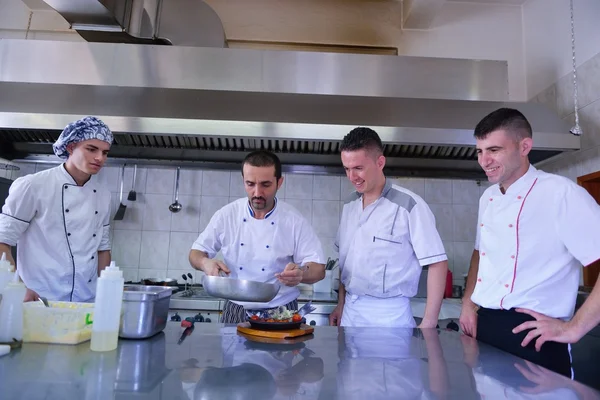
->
xmin=0 ymin=270 xmax=26 ymax=344
xmin=0 ymin=252 xmax=14 ymax=294
xmin=91 ymin=262 xmax=124 ymax=352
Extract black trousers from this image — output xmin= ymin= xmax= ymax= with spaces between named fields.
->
xmin=477 ymin=307 xmax=572 ymax=378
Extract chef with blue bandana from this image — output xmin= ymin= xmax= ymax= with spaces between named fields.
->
xmin=0 ymin=116 xmax=114 ymax=302
xmin=189 ymin=150 xmax=326 ymax=324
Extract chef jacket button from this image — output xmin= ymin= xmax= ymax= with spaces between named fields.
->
xmin=508 ymin=224 xmax=513 ymax=228
xmin=511 ymin=255 xmax=515 ymax=259
xmin=477 ymin=278 xmax=482 ymax=282
xmin=489 ymin=198 xmax=493 ymax=201
xmin=243 ymin=218 xmax=246 ymax=222
xmin=481 ymin=252 xmax=485 ymax=256
xmin=266 ymin=245 xmax=270 ymax=249
xmin=95 ymin=211 xmax=98 ymax=214
xmin=93 ymin=234 xmax=96 ymax=237
xmin=239 ymin=267 xmax=243 ymax=270
xmin=504 ymin=284 xmax=509 ymax=288
xmin=517 ymin=196 xmax=522 ymax=199
xmin=262 ymin=268 xmax=265 ymax=271
xmin=67 ymin=233 xmax=71 ymax=236
xmin=65 ymin=209 xmax=69 ymax=213
xmin=240 ymin=243 xmax=244 ymax=246
xmin=271 ymin=222 xmax=274 ymax=225
xmin=480 ymin=223 xmax=484 ymax=227
xmin=91 ymin=255 xmax=95 ymax=260
xmin=64 ymin=185 xmax=68 ymax=189
xmin=93 ymin=189 xmax=97 ymax=193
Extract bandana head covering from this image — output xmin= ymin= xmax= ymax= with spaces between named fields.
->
xmin=52 ymin=116 xmax=113 ymax=159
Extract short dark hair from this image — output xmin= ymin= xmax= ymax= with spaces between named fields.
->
xmin=474 ymin=108 xmax=532 ymax=141
xmin=242 ymin=150 xmax=282 ymax=180
xmin=340 ymin=127 xmax=384 ymax=155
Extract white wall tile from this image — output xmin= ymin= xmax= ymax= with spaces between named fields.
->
xmin=124 ymin=165 xmax=148 ymax=195
xmin=285 ymin=174 xmax=313 ymax=199
xmin=202 ymin=170 xmax=231 ymax=196
xmin=138 ymin=268 xmax=168 ymax=280
xmin=339 ymin=175 xmax=355 ymax=200
xmin=170 ymin=195 xmax=201 ymax=233
xmin=453 ymin=242 xmax=474 ymax=279
xmin=429 ymin=204 xmax=453 ymax=242
xmin=312 ymin=200 xmax=340 ymax=237
xmin=97 ymin=166 xmax=120 ymax=193
xmin=139 ymin=231 xmax=170 ymax=270
xmin=112 ymin=230 xmax=141 ymax=267
xmin=479 ymin=180 xmax=493 ymax=197
xmin=142 ymin=194 xmax=173 ymax=231
xmin=452 ymin=180 xmax=481 ymax=205
xmin=453 ymin=204 xmax=478 ymax=243
xmin=423 ymin=179 xmax=452 ymax=204
xmin=229 ymin=171 xmax=246 ymax=198
xmin=121 ymin=267 xmax=139 ymax=283
xmin=199 ymin=196 xmax=230 ymax=232
xmin=284 ymin=198 xmax=313 ymax=223
xmin=146 ymin=167 xmax=175 ymax=195
xmin=392 ymin=178 xmax=425 ymax=199
xmin=168 ymin=232 xmax=199 ymax=271
xmin=178 ymin=168 xmax=203 ymax=196
xmin=313 ymin=175 xmax=341 ymax=201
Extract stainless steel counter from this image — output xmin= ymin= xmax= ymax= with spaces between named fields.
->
xmin=1 ymin=324 xmax=599 ymax=399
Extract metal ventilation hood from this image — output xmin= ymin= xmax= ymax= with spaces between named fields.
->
xmin=0 ymin=37 xmax=579 ymax=178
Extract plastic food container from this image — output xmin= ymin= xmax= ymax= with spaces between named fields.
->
xmin=23 ymin=301 xmax=94 ymax=345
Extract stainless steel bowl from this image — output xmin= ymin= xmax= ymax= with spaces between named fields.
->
xmin=202 ymin=275 xmax=280 ymax=302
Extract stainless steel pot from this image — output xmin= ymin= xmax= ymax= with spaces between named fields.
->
xmin=119 ymin=285 xmax=173 ymax=339
xmin=202 ymin=275 xmax=280 ymax=303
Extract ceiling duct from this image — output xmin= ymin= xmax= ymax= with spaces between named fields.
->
xmin=0 ymin=34 xmax=578 ymax=179
xmin=41 ymin=0 xmax=227 ymax=47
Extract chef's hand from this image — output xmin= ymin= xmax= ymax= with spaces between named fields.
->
xmin=512 ymin=308 xmax=580 ymax=351
xmin=23 ymin=288 xmax=40 ymax=302
xmin=201 ymin=259 xmax=231 ymax=277
xmin=275 ymin=263 xmax=303 ymax=287
xmin=329 ymin=304 xmax=343 ymax=326
xmin=459 ymin=300 xmax=478 ymax=338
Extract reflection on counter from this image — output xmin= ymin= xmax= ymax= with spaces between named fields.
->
xmin=1 ymin=323 xmax=599 ymax=399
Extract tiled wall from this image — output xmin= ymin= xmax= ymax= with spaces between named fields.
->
xmin=2 ymin=162 xmax=484 ymax=286
xmin=531 ymin=51 xmax=600 ymax=180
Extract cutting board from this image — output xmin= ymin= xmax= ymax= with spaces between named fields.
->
xmin=236 ymin=322 xmax=314 ymax=339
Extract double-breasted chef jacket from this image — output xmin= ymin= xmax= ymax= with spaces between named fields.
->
xmin=472 ymin=165 xmax=600 ymax=320
xmin=0 ymin=164 xmax=111 ymax=302
xmin=192 ymin=197 xmax=325 ymax=309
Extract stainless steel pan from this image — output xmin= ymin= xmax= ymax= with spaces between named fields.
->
xmin=202 ymin=274 xmax=280 ymax=302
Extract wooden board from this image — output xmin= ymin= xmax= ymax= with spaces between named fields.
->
xmin=237 ymin=322 xmax=314 ymax=339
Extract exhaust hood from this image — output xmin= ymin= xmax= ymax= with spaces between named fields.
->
xmin=0 ymin=2 xmax=579 ymax=178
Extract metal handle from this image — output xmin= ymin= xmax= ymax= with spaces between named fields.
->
xmin=132 ymin=164 xmax=137 ymax=189
xmin=174 ymin=166 xmax=180 ymax=202
xmin=119 ymin=164 xmax=125 ymax=203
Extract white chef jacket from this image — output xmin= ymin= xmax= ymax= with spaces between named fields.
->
xmin=192 ymin=197 xmax=325 ymax=309
xmin=0 ymin=164 xmax=111 ymax=302
xmin=472 ymin=165 xmax=600 ymax=319
xmin=336 ymin=179 xmax=447 ymax=299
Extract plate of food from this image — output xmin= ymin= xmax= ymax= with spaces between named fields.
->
xmin=247 ymin=307 xmax=306 ymax=331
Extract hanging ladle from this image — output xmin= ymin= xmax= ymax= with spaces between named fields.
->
xmin=169 ymin=167 xmax=182 ymax=213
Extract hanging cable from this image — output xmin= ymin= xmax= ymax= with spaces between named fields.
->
xmin=569 ymin=0 xmax=583 ymax=135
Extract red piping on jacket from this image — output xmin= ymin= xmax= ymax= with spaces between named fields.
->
xmin=500 ymin=178 xmax=538 ymax=309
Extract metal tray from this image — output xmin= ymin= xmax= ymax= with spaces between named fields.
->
xmin=247 ymin=318 xmax=306 ymax=331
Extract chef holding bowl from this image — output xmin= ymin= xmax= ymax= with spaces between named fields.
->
xmin=189 ymin=150 xmax=326 ymax=323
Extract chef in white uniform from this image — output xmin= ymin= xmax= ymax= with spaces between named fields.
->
xmin=0 ymin=116 xmax=113 ymax=302
xmin=330 ymin=127 xmax=448 ymax=328
xmin=459 ymin=108 xmax=600 ymax=377
xmin=189 ymin=150 xmax=326 ymax=323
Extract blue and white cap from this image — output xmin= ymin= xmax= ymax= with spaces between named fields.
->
xmin=52 ymin=116 xmax=113 ymax=159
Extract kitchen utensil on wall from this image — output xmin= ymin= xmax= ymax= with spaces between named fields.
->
xmin=169 ymin=167 xmax=182 ymax=213
xmin=114 ymin=165 xmax=127 ymax=220
xmin=127 ymin=164 xmax=137 ymax=201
